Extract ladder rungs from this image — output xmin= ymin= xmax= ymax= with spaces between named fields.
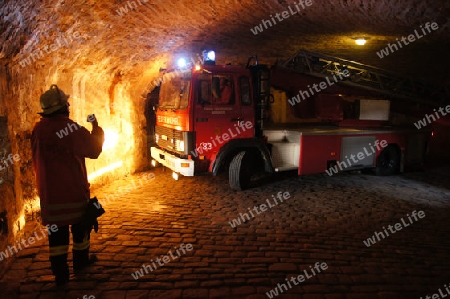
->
xmin=280 ymin=50 xmax=449 ymax=107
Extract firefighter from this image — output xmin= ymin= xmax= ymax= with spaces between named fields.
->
xmin=31 ymin=85 xmax=104 ymax=285
xmin=217 ymin=77 xmax=233 ymax=104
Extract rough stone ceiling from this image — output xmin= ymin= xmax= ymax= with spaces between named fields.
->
xmin=0 ymin=0 xmax=449 ymax=197
xmin=1 ymin=0 xmax=450 ymax=87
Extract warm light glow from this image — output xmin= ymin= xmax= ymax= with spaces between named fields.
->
xmin=195 ymin=65 xmax=201 ymax=71
xmin=88 ymin=161 xmax=123 ymax=180
xmin=103 ymin=129 xmax=119 ymax=150
xmin=355 ymin=38 xmax=367 ymax=45
xmin=150 ymin=201 xmax=167 ymax=212
xmin=13 ymin=212 xmax=26 ymax=235
xmin=25 ymin=196 xmax=41 ymax=213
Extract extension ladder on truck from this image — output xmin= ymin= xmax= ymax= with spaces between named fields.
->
xmin=278 ymin=50 xmax=449 ymax=107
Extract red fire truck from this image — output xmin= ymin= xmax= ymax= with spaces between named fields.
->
xmin=150 ymin=50 xmax=444 ymax=190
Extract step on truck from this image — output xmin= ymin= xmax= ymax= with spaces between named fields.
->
xmin=150 ymin=50 xmax=434 ymax=190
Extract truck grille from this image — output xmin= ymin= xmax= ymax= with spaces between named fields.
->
xmin=155 ymin=126 xmax=183 ymax=153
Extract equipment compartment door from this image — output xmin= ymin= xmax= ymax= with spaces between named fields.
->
xmin=341 ymin=136 xmax=377 ymax=168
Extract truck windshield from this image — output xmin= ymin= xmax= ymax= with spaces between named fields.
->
xmin=159 ymin=71 xmax=191 ymax=110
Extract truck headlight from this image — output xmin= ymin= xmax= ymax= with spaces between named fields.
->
xmin=175 ymin=139 xmax=184 ymax=152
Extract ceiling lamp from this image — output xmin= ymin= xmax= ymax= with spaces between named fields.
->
xmin=355 ymin=38 xmax=367 ymax=46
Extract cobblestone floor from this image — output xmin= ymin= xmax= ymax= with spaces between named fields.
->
xmin=1 ymin=162 xmax=450 ymax=299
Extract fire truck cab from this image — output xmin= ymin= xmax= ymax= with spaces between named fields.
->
xmin=151 ymin=52 xmax=274 ymax=189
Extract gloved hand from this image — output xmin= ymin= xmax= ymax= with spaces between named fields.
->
xmin=81 ymin=197 xmax=105 ymax=234
xmin=81 ymin=219 xmax=98 ymax=233
xmin=93 ymin=219 xmax=99 ymax=233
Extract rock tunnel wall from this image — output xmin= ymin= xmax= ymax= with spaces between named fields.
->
xmin=0 ymin=46 xmax=166 ymax=275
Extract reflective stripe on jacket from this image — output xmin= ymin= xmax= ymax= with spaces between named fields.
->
xmin=31 ymin=114 xmax=104 ymax=226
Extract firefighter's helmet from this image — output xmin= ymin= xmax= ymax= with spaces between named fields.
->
xmin=39 ymin=84 xmax=70 ymax=115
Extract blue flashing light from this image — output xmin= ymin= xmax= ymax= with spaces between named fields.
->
xmin=203 ymin=50 xmax=215 ymax=65
xmin=206 ymin=51 xmax=215 ymax=61
xmin=177 ymin=58 xmax=187 ymax=68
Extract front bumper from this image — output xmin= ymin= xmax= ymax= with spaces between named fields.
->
xmin=151 ymin=146 xmax=195 ymax=176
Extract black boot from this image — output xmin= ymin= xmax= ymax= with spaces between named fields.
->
xmin=73 ymin=248 xmax=97 ymax=272
xmin=50 ymin=254 xmax=69 ymax=285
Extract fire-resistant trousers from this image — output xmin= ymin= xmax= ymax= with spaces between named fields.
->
xmin=48 ymin=222 xmax=91 ymax=283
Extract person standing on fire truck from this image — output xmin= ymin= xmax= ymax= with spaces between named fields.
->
xmin=31 ymin=85 xmax=104 ymax=285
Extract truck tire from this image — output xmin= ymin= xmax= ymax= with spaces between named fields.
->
xmin=375 ymin=145 xmax=400 ymax=176
xmin=229 ymin=151 xmax=251 ymax=191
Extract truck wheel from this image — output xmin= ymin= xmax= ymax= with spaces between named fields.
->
xmin=229 ymin=151 xmax=252 ymax=191
xmin=375 ymin=145 xmax=400 ymax=176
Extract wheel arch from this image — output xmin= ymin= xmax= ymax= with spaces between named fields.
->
xmin=387 ymin=142 xmax=401 ymax=154
xmin=388 ymin=142 xmax=403 ymax=171
xmin=375 ymin=143 xmax=402 ymax=175
xmin=377 ymin=143 xmax=402 ymax=162
xmin=211 ymin=138 xmax=274 ymax=175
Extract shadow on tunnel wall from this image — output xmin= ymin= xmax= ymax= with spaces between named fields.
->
xmin=144 ymin=86 xmax=159 ymax=168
